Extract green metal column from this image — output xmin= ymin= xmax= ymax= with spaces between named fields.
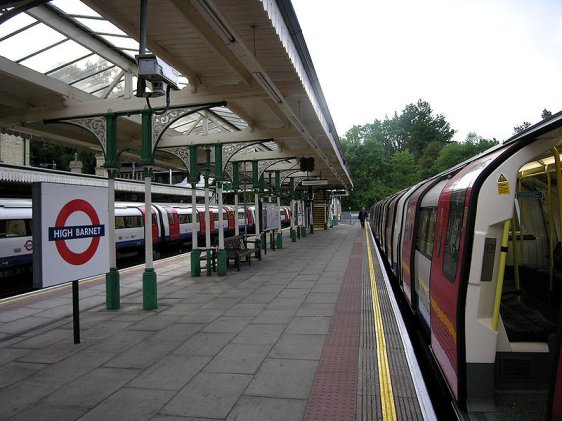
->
xmin=275 ymin=171 xmax=282 ymax=249
xmin=215 ymin=146 xmax=227 ymax=275
xmin=188 ymin=145 xmax=200 ymax=277
xmin=141 ymin=110 xmax=157 ymax=310
xmin=104 ymin=113 xmax=120 ymax=310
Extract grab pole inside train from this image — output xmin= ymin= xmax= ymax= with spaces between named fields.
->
xmin=492 ymin=219 xmax=510 ymax=331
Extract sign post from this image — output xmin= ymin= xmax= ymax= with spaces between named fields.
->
xmin=33 ymin=183 xmax=109 ymax=344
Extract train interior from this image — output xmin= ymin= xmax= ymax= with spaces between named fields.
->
xmin=496 ymin=148 xmax=562 ymax=417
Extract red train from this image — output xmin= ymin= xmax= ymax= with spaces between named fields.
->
xmin=371 ymin=112 xmax=562 ymax=420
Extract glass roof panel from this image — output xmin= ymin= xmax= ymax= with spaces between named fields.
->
xmin=75 ymin=17 xmax=127 ymax=36
xmin=73 ymin=66 xmax=121 ymax=95
xmin=99 ymin=35 xmax=139 ymax=53
xmin=48 ymin=54 xmax=113 ymax=84
xmin=20 ymin=40 xmax=90 ymax=74
xmin=0 ymin=21 xmax=65 ymax=61
xmin=0 ymin=12 xmax=35 ymax=39
xmin=50 ymin=0 xmax=101 ymax=17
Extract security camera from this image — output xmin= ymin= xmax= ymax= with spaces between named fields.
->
xmin=136 ymin=54 xmax=180 ymax=97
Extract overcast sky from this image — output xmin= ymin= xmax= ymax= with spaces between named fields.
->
xmin=291 ymin=0 xmax=562 ymax=143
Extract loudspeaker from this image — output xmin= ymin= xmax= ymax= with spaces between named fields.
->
xmin=300 ymin=157 xmax=314 ymax=172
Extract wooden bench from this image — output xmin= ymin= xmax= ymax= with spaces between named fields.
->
xmin=223 ymin=234 xmax=261 ymax=271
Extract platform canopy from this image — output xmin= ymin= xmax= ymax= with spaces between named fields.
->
xmin=0 ymin=0 xmax=352 ymax=191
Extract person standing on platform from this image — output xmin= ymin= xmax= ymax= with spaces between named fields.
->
xmin=358 ymin=207 xmax=367 ymax=228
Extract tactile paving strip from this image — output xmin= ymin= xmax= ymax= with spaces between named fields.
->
xmin=358 ymin=234 xmax=425 ymax=421
xmin=304 ymin=230 xmax=363 ymax=421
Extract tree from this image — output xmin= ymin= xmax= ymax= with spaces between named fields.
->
xmin=431 ymin=132 xmax=498 ymax=174
xmin=30 ymin=141 xmax=96 ymax=173
xmin=542 ymin=109 xmax=553 ymax=120
xmin=514 ymin=122 xmax=532 ymax=134
xmin=396 ymin=100 xmax=455 ymax=159
xmin=340 ymin=99 xmax=455 ymax=209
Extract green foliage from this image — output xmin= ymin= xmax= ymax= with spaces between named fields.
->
xmin=31 ymin=141 xmax=96 ymax=173
xmin=431 ymin=132 xmax=498 ymax=174
xmin=340 ymin=100 xmax=498 ymax=210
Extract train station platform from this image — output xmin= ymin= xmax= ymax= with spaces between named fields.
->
xmin=0 ymin=224 xmax=435 ymax=421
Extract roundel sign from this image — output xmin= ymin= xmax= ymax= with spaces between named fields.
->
xmin=49 ymin=199 xmax=104 ymax=265
xmin=36 ymin=183 xmax=109 ymax=288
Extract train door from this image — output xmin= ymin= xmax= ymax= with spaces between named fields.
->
xmin=165 ymin=206 xmax=180 ymax=241
xmin=385 ymin=193 xmax=401 ymax=268
xmin=401 ymin=178 xmax=439 ymax=309
xmin=139 ymin=206 xmax=159 ymax=244
xmin=196 ymin=208 xmax=206 ymax=237
xmin=393 ymin=188 xmax=416 ymax=278
xmin=223 ymin=206 xmax=235 ymax=234
xmin=429 ymin=184 xmax=469 ymax=400
xmin=413 ymin=180 xmax=447 ymax=333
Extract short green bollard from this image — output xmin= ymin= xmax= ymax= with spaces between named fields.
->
xmin=290 ymin=228 xmax=296 ymax=242
xmin=105 ymin=267 xmax=120 ymax=310
xmin=217 ymin=248 xmax=227 ymax=276
xmin=191 ymin=249 xmax=201 ymax=277
xmin=276 ymin=232 xmax=283 ymax=249
xmin=142 ymin=268 xmax=157 ymax=310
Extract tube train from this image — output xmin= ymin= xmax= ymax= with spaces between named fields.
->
xmin=371 ymin=112 xmax=562 ymax=420
xmin=0 ymin=199 xmax=292 ymax=278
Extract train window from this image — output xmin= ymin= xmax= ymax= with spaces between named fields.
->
xmin=168 ymin=213 xmax=175 ymax=225
xmin=178 ymin=214 xmax=191 ymax=224
xmin=443 ymin=189 xmax=467 ymax=282
xmin=126 ymin=216 xmax=143 ymax=228
xmin=404 ymin=205 xmax=415 ymax=242
xmin=223 ymin=213 xmax=229 ymax=220
xmin=0 ymin=219 xmax=28 ymax=237
xmin=115 ymin=216 xmax=126 ymax=229
xmin=415 ymin=207 xmax=437 ymax=258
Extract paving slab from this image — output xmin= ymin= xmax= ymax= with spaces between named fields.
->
xmin=43 ymin=367 xmax=139 ymax=408
xmin=128 ymin=354 xmax=209 ymax=390
xmin=269 ymin=334 xmax=326 ymax=360
xmin=78 ymin=387 xmax=175 ymax=421
xmin=161 ymin=372 xmax=252 ymax=419
xmin=226 ymin=396 xmax=307 ymax=421
xmin=245 ymin=358 xmax=319 ymax=399
xmin=204 ymin=343 xmax=271 ymax=374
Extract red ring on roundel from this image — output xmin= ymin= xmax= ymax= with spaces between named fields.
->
xmin=55 ymin=199 xmax=100 ymax=265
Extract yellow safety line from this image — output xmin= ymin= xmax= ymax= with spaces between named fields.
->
xmin=365 ymin=227 xmax=398 ymax=421
xmin=0 ymin=252 xmax=187 ymax=307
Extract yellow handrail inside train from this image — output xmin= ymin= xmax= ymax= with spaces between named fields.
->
xmin=511 ymin=215 xmax=520 ymax=299
xmin=492 ymin=219 xmax=510 ymax=331
xmin=552 ymin=147 xmax=562 ymax=284
xmin=547 ymin=167 xmax=555 ymax=290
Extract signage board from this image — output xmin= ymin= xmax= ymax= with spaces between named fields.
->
xmin=33 ymin=183 xmax=109 ymax=288
xmin=301 ymin=179 xmax=328 ymax=186
xmin=261 ymin=202 xmax=280 ymax=231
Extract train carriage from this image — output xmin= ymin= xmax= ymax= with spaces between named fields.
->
xmin=372 ymin=111 xmax=562 ymax=419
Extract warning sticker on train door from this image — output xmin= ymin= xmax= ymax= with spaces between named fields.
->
xmin=497 ymin=174 xmax=510 ymax=194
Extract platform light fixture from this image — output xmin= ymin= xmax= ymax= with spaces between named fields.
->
xmin=289 ymin=115 xmax=304 ymax=133
xmin=254 ymin=72 xmax=283 ymax=104
xmin=194 ymin=0 xmax=235 ymax=43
